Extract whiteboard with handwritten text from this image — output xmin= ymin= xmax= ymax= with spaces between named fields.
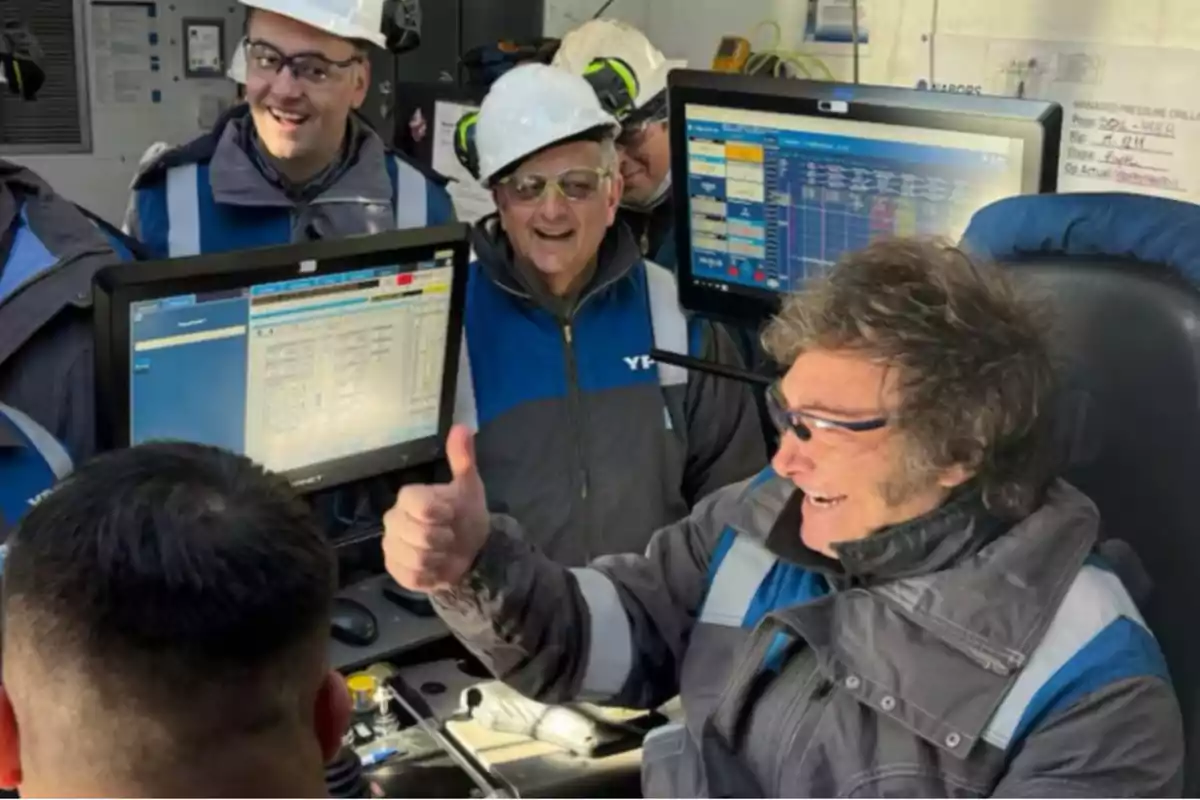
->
xmin=929 ymin=36 xmax=1200 ymax=204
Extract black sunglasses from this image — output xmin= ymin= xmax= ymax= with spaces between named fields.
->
xmin=766 ymin=382 xmax=888 ymax=442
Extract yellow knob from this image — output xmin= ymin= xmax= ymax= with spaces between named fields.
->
xmin=346 ymin=674 xmax=377 ymax=694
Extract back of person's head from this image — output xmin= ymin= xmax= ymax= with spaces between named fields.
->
xmin=0 ymin=442 xmax=349 ymax=798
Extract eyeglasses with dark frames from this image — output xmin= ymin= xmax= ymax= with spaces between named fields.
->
xmin=244 ymin=39 xmax=363 ymax=84
xmin=766 ymin=381 xmax=888 ymax=442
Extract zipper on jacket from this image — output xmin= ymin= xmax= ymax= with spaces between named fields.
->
xmin=561 ymin=321 xmax=589 ymax=501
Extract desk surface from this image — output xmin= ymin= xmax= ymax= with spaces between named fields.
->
xmin=444 ymin=718 xmax=643 ymax=798
xmin=329 ymin=574 xmax=451 ymax=672
xmin=364 ymin=659 xmax=644 ymax=799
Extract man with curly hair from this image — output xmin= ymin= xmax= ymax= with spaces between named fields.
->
xmin=384 ymin=237 xmax=1183 ymax=797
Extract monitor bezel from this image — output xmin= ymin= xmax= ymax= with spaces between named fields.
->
xmin=94 ymin=224 xmax=470 ymax=494
xmin=667 ymin=70 xmax=1064 ymax=326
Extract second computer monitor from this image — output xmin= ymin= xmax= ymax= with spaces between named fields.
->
xmin=94 ymin=225 xmax=469 ymax=492
xmin=668 ymin=70 xmax=1062 ymax=324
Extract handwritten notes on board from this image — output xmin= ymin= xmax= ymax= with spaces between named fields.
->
xmin=927 ymin=37 xmax=1200 ymax=203
xmin=1064 ymin=101 xmax=1192 ymax=196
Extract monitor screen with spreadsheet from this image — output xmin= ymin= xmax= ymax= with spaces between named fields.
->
xmin=94 ymin=224 xmax=469 ymax=493
xmin=667 ymin=71 xmax=1061 ymax=324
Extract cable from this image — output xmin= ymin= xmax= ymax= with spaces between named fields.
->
xmin=850 ymin=0 xmax=860 ymax=83
xmin=741 ymin=19 xmax=834 ymax=81
xmin=927 ymin=0 xmax=940 ymax=85
xmin=591 ymin=0 xmax=616 ymax=18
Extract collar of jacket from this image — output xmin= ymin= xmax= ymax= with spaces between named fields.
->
xmin=0 ymin=158 xmax=117 ymax=276
xmin=1 ymin=158 xmax=51 ymax=198
xmin=470 ymin=216 xmax=644 ymax=315
xmin=208 ymin=108 xmax=392 ymax=210
xmin=0 ymin=171 xmax=18 ymax=244
xmin=1 ymin=162 xmax=118 ymax=448
xmin=731 ymin=472 xmax=1098 ymax=672
xmin=1 ymin=158 xmax=54 ymax=234
xmin=728 ymin=472 xmax=1100 ymax=753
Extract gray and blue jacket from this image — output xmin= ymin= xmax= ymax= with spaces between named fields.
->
xmin=455 ymin=219 xmax=767 ymax=565
xmin=123 ymin=104 xmax=454 ymax=257
xmin=120 ymin=105 xmax=456 ymax=532
xmin=433 ymin=471 xmax=1183 ymax=796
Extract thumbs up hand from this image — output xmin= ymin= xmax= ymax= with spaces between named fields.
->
xmin=383 ymin=424 xmax=491 ymax=592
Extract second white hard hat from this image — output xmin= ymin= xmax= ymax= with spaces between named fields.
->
xmin=239 ymin=0 xmax=387 ymax=49
xmin=551 ymin=19 xmax=685 ymax=109
xmin=475 ymin=63 xmax=620 ymax=186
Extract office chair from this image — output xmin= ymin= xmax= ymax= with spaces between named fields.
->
xmin=965 ymin=193 xmax=1200 ymax=793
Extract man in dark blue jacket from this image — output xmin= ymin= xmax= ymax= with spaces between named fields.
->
xmin=0 ymin=25 xmax=141 ymax=540
xmin=452 ymin=63 xmax=766 ymax=566
xmin=0 ymin=158 xmax=138 ymax=541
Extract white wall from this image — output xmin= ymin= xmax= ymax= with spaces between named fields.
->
xmin=18 ymin=0 xmax=1200 ymax=223
xmin=9 ymin=0 xmax=242 ymax=224
xmin=550 ymin=0 xmax=1200 ymax=203
xmin=631 ymin=0 xmax=1200 ymax=86
xmin=544 ymin=0 xmax=649 ymax=37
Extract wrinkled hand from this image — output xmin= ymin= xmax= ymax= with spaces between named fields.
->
xmin=383 ymin=424 xmax=490 ymax=592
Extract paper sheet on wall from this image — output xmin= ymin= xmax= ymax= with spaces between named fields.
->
xmin=90 ymin=1 xmax=159 ymax=105
xmin=929 ymin=36 xmax=1200 ymax=203
xmin=432 ymin=100 xmax=496 ymax=224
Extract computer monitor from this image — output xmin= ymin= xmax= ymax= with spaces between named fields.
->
xmin=94 ymin=224 xmax=469 ymax=493
xmin=668 ymin=70 xmax=1062 ymax=324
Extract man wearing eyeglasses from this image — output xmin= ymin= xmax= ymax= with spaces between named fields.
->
xmin=558 ymin=28 xmax=772 ymax=425
xmin=553 ymin=20 xmax=682 ymax=270
xmin=384 ymin=238 xmax=1182 ymax=797
xmin=450 ymin=63 xmax=765 ymax=566
xmin=123 ymin=0 xmax=452 ymax=259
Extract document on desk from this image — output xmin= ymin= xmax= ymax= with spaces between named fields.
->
xmin=928 ymin=36 xmax=1200 ymax=203
xmin=432 ymin=100 xmax=496 ymax=224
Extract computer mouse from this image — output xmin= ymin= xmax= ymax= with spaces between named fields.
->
xmin=381 ymin=577 xmax=436 ymax=617
xmin=330 ymin=597 xmax=379 ymax=647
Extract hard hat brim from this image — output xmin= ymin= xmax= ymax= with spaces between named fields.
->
xmin=483 ymin=121 xmax=621 ymax=187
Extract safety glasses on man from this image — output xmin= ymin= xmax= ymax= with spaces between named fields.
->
xmin=495 ymin=167 xmax=613 ymax=205
xmin=241 ymin=2 xmax=373 ymax=182
xmin=243 ymin=39 xmax=365 ymax=85
xmin=765 ymin=380 xmax=888 ymax=442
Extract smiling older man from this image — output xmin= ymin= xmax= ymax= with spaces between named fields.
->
xmin=450 ymin=63 xmax=765 ymax=565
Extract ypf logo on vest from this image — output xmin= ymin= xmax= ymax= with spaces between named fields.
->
xmin=624 ymin=354 xmax=655 ymax=371
xmin=624 ymin=354 xmax=675 ymax=430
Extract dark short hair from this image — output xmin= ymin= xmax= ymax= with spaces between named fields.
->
xmin=2 ymin=442 xmax=335 ymax=721
xmin=762 ymin=238 xmax=1057 ymax=517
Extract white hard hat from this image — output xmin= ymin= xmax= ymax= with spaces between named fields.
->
xmin=475 ymin=63 xmax=620 ymax=186
xmin=239 ymin=0 xmax=387 ymax=48
xmin=551 ymin=19 xmax=685 ymax=109
xmin=227 ymin=36 xmax=246 ymax=82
